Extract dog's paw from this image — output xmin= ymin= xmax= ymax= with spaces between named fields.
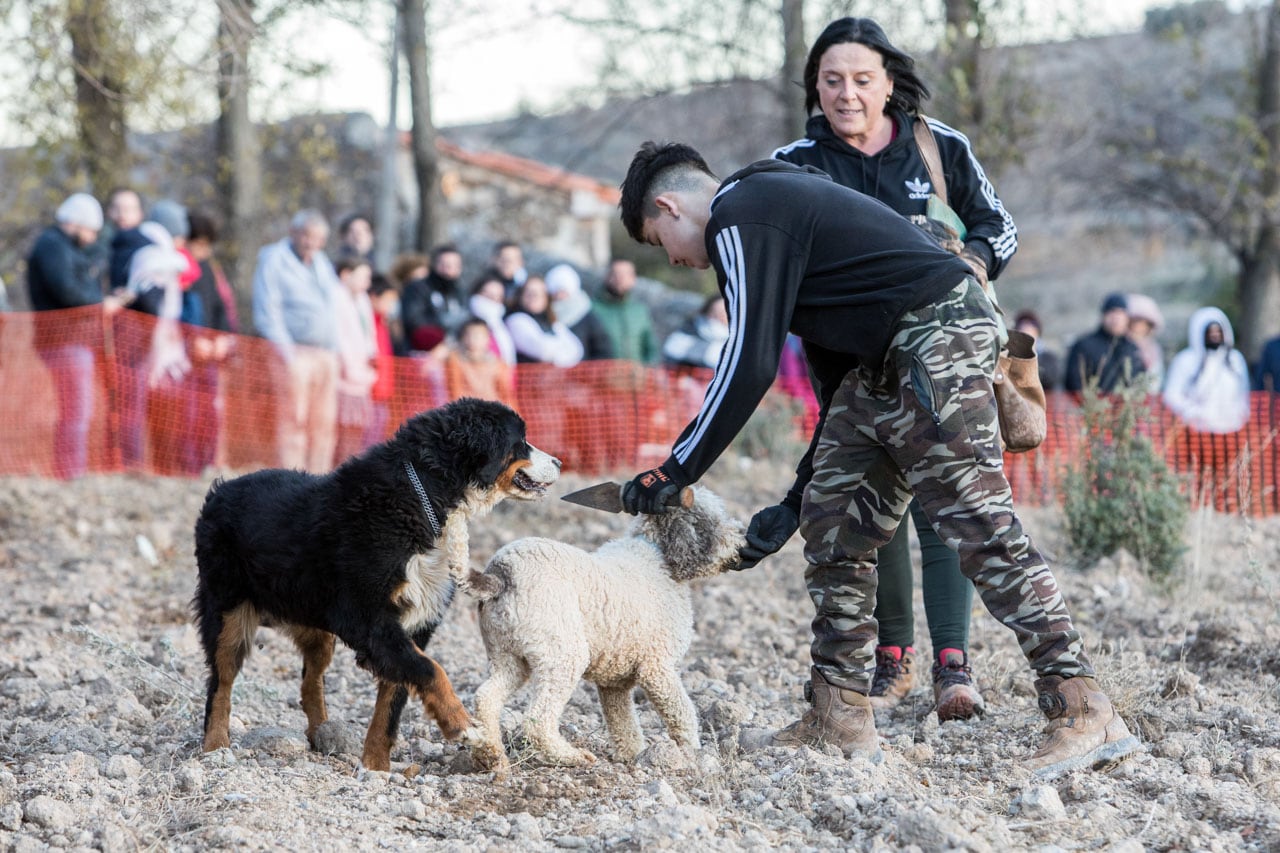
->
xmin=458 ymin=725 xmax=486 ymax=746
xmin=469 ymin=740 xmax=511 ymax=774
xmin=558 ymin=747 xmax=597 ymax=767
xmin=360 ymin=752 xmax=392 ymax=773
xmin=202 ymin=732 xmax=231 ymax=753
xmin=436 ymin=711 xmax=477 ymax=742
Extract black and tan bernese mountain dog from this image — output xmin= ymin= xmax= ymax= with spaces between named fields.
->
xmin=192 ymin=398 xmax=560 ymax=771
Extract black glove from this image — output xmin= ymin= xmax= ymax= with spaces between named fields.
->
xmin=736 ymin=503 xmax=800 ymax=570
xmin=621 ymin=466 xmax=682 ymax=515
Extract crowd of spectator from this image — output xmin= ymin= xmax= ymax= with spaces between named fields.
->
xmin=20 ymin=190 xmax=797 ymax=478
xmin=18 ymin=188 xmax=1280 ymax=480
xmin=1025 ymin=290 xmax=1257 ymax=438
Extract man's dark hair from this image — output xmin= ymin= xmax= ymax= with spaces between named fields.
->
xmin=1013 ymin=309 xmax=1042 ymax=334
xmin=459 ymin=316 xmax=490 ymax=337
xmin=430 ymin=242 xmax=461 ymax=265
xmin=187 ymin=210 xmax=221 ymax=244
xmin=803 ymin=17 xmax=930 ymax=116
xmin=619 ymin=141 xmax=717 ymax=243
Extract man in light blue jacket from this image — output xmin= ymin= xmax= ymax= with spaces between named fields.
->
xmin=253 ymin=209 xmax=341 ymax=472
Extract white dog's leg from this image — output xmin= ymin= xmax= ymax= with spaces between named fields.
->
xmin=471 ymin=657 xmax=524 ymax=772
xmin=598 ymin=683 xmax=645 ymax=761
xmin=639 ymin=665 xmax=701 ymax=750
xmin=525 ymin=665 xmax=596 ymax=767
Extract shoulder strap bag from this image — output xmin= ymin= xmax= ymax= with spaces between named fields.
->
xmin=914 ymin=115 xmax=1046 ymax=453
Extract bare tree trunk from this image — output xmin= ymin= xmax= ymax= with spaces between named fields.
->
xmin=374 ymin=7 xmax=402 ymax=273
xmin=402 ymin=0 xmax=444 ymax=251
xmin=1238 ymin=237 xmax=1280 ymax=361
xmin=941 ymin=0 xmax=983 ymax=126
xmin=216 ymin=0 xmax=264 ymax=331
xmin=1236 ymin=0 xmax=1280 ymax=359
xmin=779 ymin=0 xmax=806 ymax=141
xmin=67 ymin=0 xmax=129 ymax=196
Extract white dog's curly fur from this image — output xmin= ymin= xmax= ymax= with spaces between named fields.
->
xmin=467 ymin=486 xmax=745 ymax=772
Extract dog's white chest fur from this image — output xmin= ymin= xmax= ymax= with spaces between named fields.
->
xmin=399 ymin=552 xmax=454 ymax=632
xmin=398 ymin=511 xmax=473 ymax=633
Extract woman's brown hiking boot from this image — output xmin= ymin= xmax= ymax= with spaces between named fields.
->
xmin=932 ymin=649 xmax=985 ymax=722
xmin=868 ymin=646 xmax=916 ymax=712
xmin=1024 ymin=675 xmax=1141 ymax=778
xmin=766 ymin=668 xmax=883 ymax=760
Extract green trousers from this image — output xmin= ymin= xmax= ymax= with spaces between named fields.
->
xmin=873 ymin=496 xmax=973 ymax=656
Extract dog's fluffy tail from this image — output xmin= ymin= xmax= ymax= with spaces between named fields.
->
xmin=454 ymin=568 xmax=506 ymax=602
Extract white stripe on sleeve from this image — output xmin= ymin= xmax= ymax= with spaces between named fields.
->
xmin=673 ymin=226 xmax=749 ymax=465
xmin=926 ymin=118 xmax=1018 ymax=262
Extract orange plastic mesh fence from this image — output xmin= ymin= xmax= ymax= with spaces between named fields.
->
xmin=2 ymin=308 xmax=1277 ymax=514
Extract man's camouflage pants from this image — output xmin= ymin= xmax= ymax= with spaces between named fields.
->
xmin=799 ymin=277 xmax=1091 ymax=693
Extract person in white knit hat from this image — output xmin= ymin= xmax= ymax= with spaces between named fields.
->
xmin=26 ymin=192 xmax=125 ymax=478
xmin=1126 ymin=292 xmax=1165 ymax=388
xmin=545 ymin=263 xmax=614 ymax=361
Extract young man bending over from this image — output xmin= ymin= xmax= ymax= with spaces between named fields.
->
xmin=616 ymin=141 xmax=1138 ymax=777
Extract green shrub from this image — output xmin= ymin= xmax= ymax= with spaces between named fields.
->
xmin=1059 ymin=382 xmax=1189 ymax=577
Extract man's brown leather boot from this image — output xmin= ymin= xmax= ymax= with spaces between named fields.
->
xmin=1025 ymin=675 xmax=1141 ymax=778
xmin=769 ymin=667 xmax=882 ymax=760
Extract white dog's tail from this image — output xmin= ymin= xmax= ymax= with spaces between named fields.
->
xmin=455 ymin=568 xmax=506 ymax=602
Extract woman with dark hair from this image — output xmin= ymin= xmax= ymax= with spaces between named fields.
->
xmin=337 ymin=213 xmax=376 ymax=267
xmin=467 ymin=271 xmax=517 ymax=365
xmin=772 ymin=17 xmax=1018 ymax=724
xmin=172 ymin=210 xmax=239 ymax=473
xmin=504 ymin=275 xmax=584 ymax=367
xmin=505 ymin=274 xmax=583 ymax=461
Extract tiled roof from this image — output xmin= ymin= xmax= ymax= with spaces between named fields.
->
xmin=405 ymin=132 xmax=620 ymax=204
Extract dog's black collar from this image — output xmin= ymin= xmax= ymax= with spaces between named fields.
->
xmin=403 ymin=460 xmax=442 ymax=538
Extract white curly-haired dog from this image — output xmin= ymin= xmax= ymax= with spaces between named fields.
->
xmin=465 ymin=486 xmax=745 ymax=772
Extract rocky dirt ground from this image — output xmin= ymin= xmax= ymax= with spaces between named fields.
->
xmin=1 ymin=458 xmax=1278 ymax=851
